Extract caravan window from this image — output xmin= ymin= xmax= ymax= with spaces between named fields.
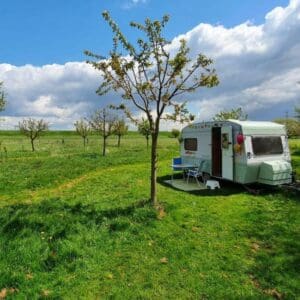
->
xmin=184 ymin=138 xmax=197 ymax=151
xmin=251 ymin=136 xmax=283 ymax=156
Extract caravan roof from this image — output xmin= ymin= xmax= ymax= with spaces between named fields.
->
xmin=228 ymin=119 xmax=286 ymax=135
xmin=185 ymin=119 xmax=286 ymax=136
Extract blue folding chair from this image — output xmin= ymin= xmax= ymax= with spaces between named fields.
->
xmin=186 ymin=160 xmax=205 ymax=186
xmin=171 ymin=157 xmax=183 ymax=182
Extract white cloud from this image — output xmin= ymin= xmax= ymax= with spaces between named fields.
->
xmin=0 ymin=62 xmax=116 ymax=129
xmin=122 ymin=0 xmax=148 ymax=10
xmin=0 ymin=0 xmax=300 ymax=129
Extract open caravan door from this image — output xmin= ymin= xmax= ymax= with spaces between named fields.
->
xmin=221 ymin=126 xmax=233 ymax=180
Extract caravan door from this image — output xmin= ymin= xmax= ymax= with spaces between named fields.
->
xmin=221 ymin=126 xmax=233 ymax=180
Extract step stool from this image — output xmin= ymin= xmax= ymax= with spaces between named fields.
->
xmin=206 ymin=180 xmax=220 ymax=190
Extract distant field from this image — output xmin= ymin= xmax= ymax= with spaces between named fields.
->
xmin=0 ymin=132 xmax=299 ymax=299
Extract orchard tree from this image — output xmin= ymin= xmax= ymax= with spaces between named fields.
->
xmin=74 ymin=119 xmax=90 ymax=147
xmin=85 ymin=13 xmax=219 ymax=205
xmin=18 ymin=118 xmax=48 ymax=151
xmin=114 ymin=118 xmax=128 ymax=147
xmin=0 ymin=82 xmax=6 ymax=113
xmin=274 ymin=118 xmax=300 ymax=137
xmin=295 ymin=106 xmax=300 ymax=121
xmin=89 ymin=107 xmax=116 ymax=156
xmin=170 ymin=128 xmax=180 ymax=138
xmin=138 ymin=118 xmax=151 ymax=148
xmin=213 ymin=107 xmax=248 ymax=121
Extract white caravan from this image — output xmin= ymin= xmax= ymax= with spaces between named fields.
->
xmin=180 ymin=120 xmax=293 ymax=185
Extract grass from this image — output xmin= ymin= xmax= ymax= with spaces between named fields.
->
xmin=0 ymin=132 xmax=299 ymax=299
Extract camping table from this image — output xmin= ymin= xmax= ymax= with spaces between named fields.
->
xmin=170 ymin=164 xmax=197 ymax=182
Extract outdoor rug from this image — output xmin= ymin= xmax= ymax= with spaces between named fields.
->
xmin=164 ymin=179 xmax=207 ymax=191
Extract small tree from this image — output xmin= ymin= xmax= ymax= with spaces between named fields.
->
xmin=170 ymin=128 xmax=180 ymax=138
xmin=18 ymin=118 xmax=48 ymax=151
xmin=138 ymin=118 xmax=151 ymax=148
xmin=74 ymin=119 xmax=90 ymax=148
xmin=114 ymin=118 xmax=128 ymax=147
xmin=213 ymin=107 xmax=248 ymax=121
xmin=85 ymin=13 xmax=218 ymax=205
xmin=89 ymin=107 xmax=116 ymax=156
xmin=0 ymin=82 xmax=6 ymax=113
xmin=274 ymin=118 xmax=300 ymax=137
xmin=295 ymin=106 xmax=300 ymax=121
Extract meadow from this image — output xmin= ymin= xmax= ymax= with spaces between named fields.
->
xmin=0 ymin=131 xmax=299 ymax=299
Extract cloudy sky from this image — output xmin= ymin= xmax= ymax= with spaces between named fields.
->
xmin=0 ymin=0 xmax=299 ymax=129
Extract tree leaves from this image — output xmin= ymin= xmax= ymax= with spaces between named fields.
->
xmin=0 ymin=82 xmax=6 ymax=113
xmin=213 ymin=107 xmax=248 ymax=121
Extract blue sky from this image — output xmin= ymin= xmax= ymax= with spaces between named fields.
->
xmin=0 ymin=0 xmax=288 ymax=65
xmin=0 ymin=0 xmax=299 ymax=129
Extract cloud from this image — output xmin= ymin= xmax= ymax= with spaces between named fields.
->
xmin=122 ymin=0 xmax=148 ymax=10
xmin=0 ymin=62 xmax=121 ymax=129
xmin=0 ymin=0 xmax=300 ymax=129
xmin=174 ymin=0 xmax=300 ymax=120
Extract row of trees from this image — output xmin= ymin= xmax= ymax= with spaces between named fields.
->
xmin=76 ymin=108 xmax=128 ymax=156
xmin=2 ymin=92 xmax=300 ymax=154
xmin=15 ymin=113 xmax=127 ymax=153
xmin=14 ymin=107 xmax=155 ymax=153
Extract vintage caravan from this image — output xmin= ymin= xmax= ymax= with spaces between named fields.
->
xmin=180 ymin=120 xmax=293 ymax=185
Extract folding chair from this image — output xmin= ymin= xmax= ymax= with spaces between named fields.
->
xmin=171 ymin=157 xmax=183 ymax=182
xmin=186 ymin=167 xmax=202 ymax=186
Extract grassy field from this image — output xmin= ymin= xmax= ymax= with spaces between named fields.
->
xmin=0 ymin=132 xmax=299 ymax=299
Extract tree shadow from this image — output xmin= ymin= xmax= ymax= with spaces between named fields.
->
xmin=0 ymin=197 xmax=154 ymax=240
xmin=0 ymin=197 xmax=156 ymax=289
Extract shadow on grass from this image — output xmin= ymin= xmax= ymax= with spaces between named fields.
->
xmin=158 ymin=174 xmax=300 ymax=199
xmin=0 ymin=197 xmax=154 ymax=242
xmin=0 ymin=197 xmax=156 ymax=283
xmin=158 ymin=174 xmax=251 ymax=196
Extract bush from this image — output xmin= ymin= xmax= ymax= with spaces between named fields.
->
xmin=170 ymin=128 xmax=180 ymax=138
xmin=273 ymin=118 xmax=300 ymax=137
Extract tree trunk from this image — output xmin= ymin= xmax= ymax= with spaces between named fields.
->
xmin=31 ymin=138 xmax=35 ymax=152
xmin=146 ymin=136 xmax=149 ymax=149
xmin=103 ymin=135 xmax=107 ymax=156
xmin=118 ymin=135 xmax=121 ymax=147
xmin=150 ymin=132 xmax=158 ymax=206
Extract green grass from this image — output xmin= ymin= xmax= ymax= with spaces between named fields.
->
xmin=0 ymin=132 xmax=299 ymax=299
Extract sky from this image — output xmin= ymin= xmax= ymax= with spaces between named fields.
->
xmin=0 ymin=0 xmax=299 ymax=129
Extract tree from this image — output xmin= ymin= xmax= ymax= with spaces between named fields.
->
xmin=213 ymin=107 xmax=248 ymax=121
xmin=273 ymin=118 xmax=300 ymax=137
xmin=0 ymin=82 xmax=6 ymax=113
xmin=89 ymin=107 xmax=116 ymax=156
xmin=114 ymin=118 xmax=128 ymax=147
xmin=170 ymin=128 xmax=180 ymax=138
xmin=137 ymin=118 xmax=151 ymax=148
xmin=85 ymin=13 xmax=219 ymax=205
xmin=74 ymin=119 xmax=90 ymax=148
xmin=295 ymin=106 xmax=300 ymax=121
xmin=18 ymin=118 xmax=49 ymax=151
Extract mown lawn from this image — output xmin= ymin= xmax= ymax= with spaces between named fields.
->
xmin=0 ymin=132 xmax=299 ymax=299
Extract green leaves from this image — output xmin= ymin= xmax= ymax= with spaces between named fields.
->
xmin=0 ymin=82 xmax=6 ymax=113
xmin=213 ymin=107 xmax=248 ymax=121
